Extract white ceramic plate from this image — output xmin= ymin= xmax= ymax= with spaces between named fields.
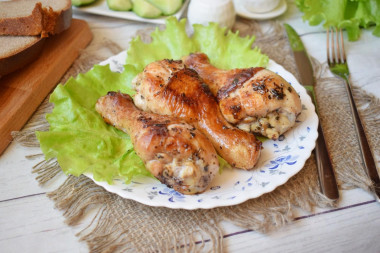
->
xmin=73 ymin=0 xmax=190 ymax=24
xmin=84 ymin=50 xmax=319 ymax=210
xmin=233 ymin=0 xmax=287 ymax=20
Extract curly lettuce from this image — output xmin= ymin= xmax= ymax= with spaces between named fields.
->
xmin=296 ymin=0 xmax=380 ymax=41
xmin=36 ymin=17 xmax=268 ymax=184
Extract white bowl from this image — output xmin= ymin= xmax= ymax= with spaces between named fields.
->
xmin=240 ymin=0 xmax=280 ymax=13
xmin=187 ymin=0 xmax=236 ymax=29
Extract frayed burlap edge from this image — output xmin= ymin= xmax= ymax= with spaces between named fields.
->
xmin=11 ymin=20 xmax=380 ymax=252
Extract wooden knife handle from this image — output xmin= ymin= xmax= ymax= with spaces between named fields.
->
xmin=315 ymin=124 xmax=340 ymax=200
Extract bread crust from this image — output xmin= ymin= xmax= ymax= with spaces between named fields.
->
xmin=0 ymin=1 xmax=72 ymax=37
xmin=0 ymin=37 xmax=45 ymax=77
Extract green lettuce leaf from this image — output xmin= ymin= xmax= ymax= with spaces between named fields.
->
xmin=126 ymin=18 xmax=268 ymax=71
xmin=296 ymin=0 xmax=380 ymax=41
xmin=37 ymin=17 xmax=268 ymax=184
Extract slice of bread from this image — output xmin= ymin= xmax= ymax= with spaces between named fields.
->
xmin=0 ymin=0 xmax=72 ymax=37
xmin=0 ymin=36 xmax=45 ymax=77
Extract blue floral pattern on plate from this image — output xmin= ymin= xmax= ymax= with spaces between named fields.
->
xmin=85 ymin=56 xmax=319 ymax=210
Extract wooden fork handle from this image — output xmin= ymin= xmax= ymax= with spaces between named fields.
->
xmin=344 ymin=78 xmax=380 ymax=202
xmin=315 ymin=123 xmax=340 ymax=200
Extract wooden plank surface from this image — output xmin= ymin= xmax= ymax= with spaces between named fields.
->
xmin=1 ymin=4 xmax=380 ymax=252
xmin=0 ymin=142 xmax=379 ymax=253
xmin=0 ymin=19 xmax=93 ymax=155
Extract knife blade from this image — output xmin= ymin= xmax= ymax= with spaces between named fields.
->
xmin=284 ymin=24 xmax=339 ymax=200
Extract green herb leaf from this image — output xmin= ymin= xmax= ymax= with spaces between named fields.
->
xmin=296 ymin=0 xmax=380 ymax=41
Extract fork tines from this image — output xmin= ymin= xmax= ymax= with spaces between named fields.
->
xmin=327 ymin=27 xmax=346 ymax=65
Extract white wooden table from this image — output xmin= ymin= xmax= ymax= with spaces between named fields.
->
xmin=1 ymin=1 xmax=379 ymax=252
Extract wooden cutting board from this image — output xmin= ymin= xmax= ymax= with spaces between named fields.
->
xmin=0 ymin=19 xmax=93 ymax=155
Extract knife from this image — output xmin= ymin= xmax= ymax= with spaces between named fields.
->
xmin=284 ymin=24 xmax=339 ymax=200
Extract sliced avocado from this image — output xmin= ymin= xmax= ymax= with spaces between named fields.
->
xmin=107 ymin=0 xmax=132 ymax=11
xmin=146 ymin=0 xmax=183 ymax=15
xmin=132 ymin=0 xmax=162 ymax=18
xmin=72 ymin=0 xmax=97 ymax=7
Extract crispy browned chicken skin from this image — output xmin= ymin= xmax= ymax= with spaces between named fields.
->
xmin=133 ymin=59 xmax=261 ymax=170
xmin=183 ymin=53 xmax=302 ymax=140
xmin=96 ymin=92 xmax=219 ymax=194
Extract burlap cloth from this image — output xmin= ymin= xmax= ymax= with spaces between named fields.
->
xmin=13 ymin=18 xmax=380 ymax=252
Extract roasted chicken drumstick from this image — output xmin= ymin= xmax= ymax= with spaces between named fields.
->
xmin=133 ymin=59 xmax=261 ymax=170
xmin=183 ymin=53 xmax=302 ymax=140
xmin=96 ymin=92 xmax=219 ymax=194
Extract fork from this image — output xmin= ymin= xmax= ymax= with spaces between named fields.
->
xmin=327 ymin=27 xmax=380 ymax=202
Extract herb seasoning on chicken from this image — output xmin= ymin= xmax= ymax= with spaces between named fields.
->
xmin=96 ymin=92 xmax=219 ymax=194
xmin=183 ymin=53 xmax=302 ymax=140
xmin=132 ymin=59 xmax=261 ymax=170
